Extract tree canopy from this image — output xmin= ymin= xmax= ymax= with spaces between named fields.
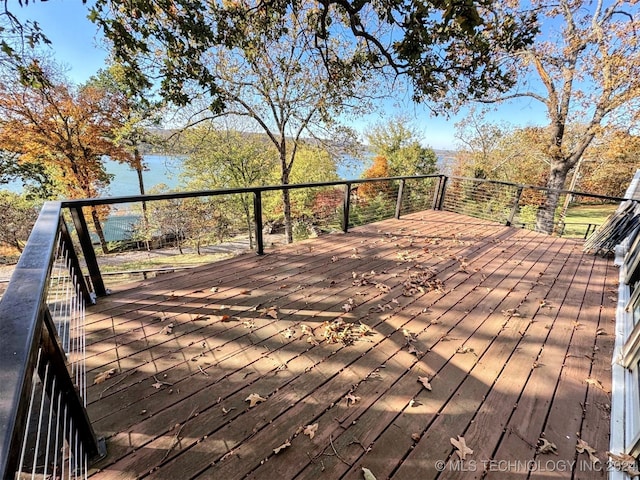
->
xmin=365 ymin=118 xmax=438 ymax=176
xmin=90 ymin=0 xmax=536 ymax=112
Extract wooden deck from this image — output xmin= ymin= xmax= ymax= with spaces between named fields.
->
xmin=85 ymin=210 xmax=616 ymax=480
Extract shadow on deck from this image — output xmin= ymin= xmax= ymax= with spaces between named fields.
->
xmin=85 ymin=210 xmax=615 ymax=480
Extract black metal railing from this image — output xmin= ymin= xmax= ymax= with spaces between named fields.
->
xmin=0 ymin=202 xmax=105 ymax=480
xmin=0 ymin=174 xmax=634 ymax=479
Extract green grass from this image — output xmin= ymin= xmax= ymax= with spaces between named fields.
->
xmin=98 ymin=251 xmax=234 ymax=274
xmin=561 ymin=203 xmax=618 ymax=238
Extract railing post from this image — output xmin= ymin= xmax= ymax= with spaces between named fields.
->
xmin=395 ymin=179 xmax=406 ymax=219
xmin=253 ymin=190 xmax=264 ymax=255
xmin=69 ymin=207 xmax=107 ymax=297
xmin=506 ymin=186 xmax=524 ymax=227
xmin=58 ymin=218 xmax=94 ymax=304
xmin=342 ymin=183 xmax=352 ymax=233
xmin=434 ymin=176 xmax=448 ymax=210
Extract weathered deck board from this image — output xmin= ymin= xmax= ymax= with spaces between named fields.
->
xmin=86 ymin=211 xmax=616 ymax=480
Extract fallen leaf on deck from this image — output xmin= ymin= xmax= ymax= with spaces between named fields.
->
xmin=585 ymin=377 xmax=609 ymax=392
xmin=345 ymin=393 xmax=361 ymax=406
xmin=537 ymin=438 xmax=558 ymax=455
xmin=402 ymin=329 xmax=417 ymax=342
xmin=362 ymin=467 xmax=377 ymax=480
xmin=608 ymin=452 xmax=640 ymax=477
xmin=221 ymin=406 xmax=235 ymax=416
xmin=456 ymin=346 xmax=475 ymax=355
xmin=303 ymin=423 xmax=318 ymax=439
xmin=282 ymin=328 xmax=295 ymax=339
xmin=245 ymin=393 xmax=267 ymax=407
xmin=151 ymin=382 xmax=164 ymax=389
xmin=343 ymin=299 xmax=355 ymax=313
xmin=450 ymin=436 xmax=473 ymax=460
xmin=210 ymin=287 xmax=219 ymax=293
xmin=93 ymin=368 xmax=116 ymax=385
xmin=301 ymin=324 xmax=312 ymax=335
xmin=161 ymin=323 xmax=174 ymax=334
xmin=263 ymin=306 xmax=279 ymax=319
xmin=306 ymin=335 xmax=319 ymax=345
xmin=273 ymin=440 xmax=291 ymax=454
xmin=407 ymin=344 xmax=423 ymax=356
xmin=192 ymin=315 xmax=210 ymax=322
xmin=411 ymin=432 xmax=421 ymax=441
xmin=417 ymin=376 xmax=432 ymax=391
xmin=240 ymin=289 xmax=251 ymax=295
xmin=576 ymin=439 xmax=600 ymax=466
xmin=596 ymin=328 xmax=606 ymax=336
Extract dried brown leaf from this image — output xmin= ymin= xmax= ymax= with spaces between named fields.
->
xmin=576 ymin=439 xmax=600 ymax=466
xmin=245 ymin=393 xmax=267 ymax=407
xmin=281 ymin=328 xmax=295 ymax=339
xmin=537 ymin=438 xmax=558 ymax=455
xmin=264 ymin=306 xmax=279 ymax=319
xmin=303 ymin=423 xmax=318 ymax=439
xmin=273 ymin=440 xmax=291 ymax=454
xmin=450 ymin=435 xmax=473 ymax=460
xmin=407 ymin=344 xmax=423 ymax=356
xmin=93 ymin=368 xmax=116 ymax=385
xmin=345 ymin=393 xmax=361 ymax=406
xmin=417 ymin=376 xmax=432 ymax=391
xmin=585 ymin=377 xmax=609 ymax=392
xmin=608 ymin=452 xmax=640 ymax=477
xmin=161 ymin=323 xmax=174 ymax=334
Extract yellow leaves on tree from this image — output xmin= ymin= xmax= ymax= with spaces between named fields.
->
xmin=359 ymin=155 xmax=392 ymax=200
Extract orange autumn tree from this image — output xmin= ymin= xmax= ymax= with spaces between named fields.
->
xmin=359 ymin=155 xmax=392 ymax=200
xmin=0 ymin=69 xmax=134 ymax=253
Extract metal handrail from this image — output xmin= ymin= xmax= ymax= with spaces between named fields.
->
xmin=0 ymin=202 xmax=104 ymax=480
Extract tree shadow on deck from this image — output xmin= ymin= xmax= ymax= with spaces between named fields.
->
xmin=84 ymin=212 xmax=614 ymax=480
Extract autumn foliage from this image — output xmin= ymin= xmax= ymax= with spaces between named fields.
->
xmin=0 ymin=70 xmax=136 ymax=252
xmin=359 ymin=155 xmax=392 ymax=200
xmin=0 ymin=80 xmax=133 ymax=199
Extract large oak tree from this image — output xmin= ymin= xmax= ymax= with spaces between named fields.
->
xmin=478 ymin=0 xmax=640 ymax=233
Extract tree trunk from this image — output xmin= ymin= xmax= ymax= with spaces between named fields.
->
xmin=242 ymin=195 xmax=254 ymax=249
xmin=90 ymin=206 xmax=110 ymax=254
xmin=134 ymin=149 xmax=151 ymax=251
xmin=535 ymin=163 xmax=570 ymax=234
xmin=282 ymin=188 xmax=293 ymax=243
xmin=280 ymin=160 xmax=293 ymax=244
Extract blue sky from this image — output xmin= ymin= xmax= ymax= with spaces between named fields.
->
xmin=13 ymin=0 xmax=551 ymax=150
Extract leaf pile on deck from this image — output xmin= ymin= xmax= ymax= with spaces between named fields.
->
xmin=321 ymin=319 xmax=372 ymax=345
xmin=402 ymin=270 xmax=444 ymax=297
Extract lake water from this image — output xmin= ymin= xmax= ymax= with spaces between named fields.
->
xmin=2 ymin=154 xmax=368 ymax=197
